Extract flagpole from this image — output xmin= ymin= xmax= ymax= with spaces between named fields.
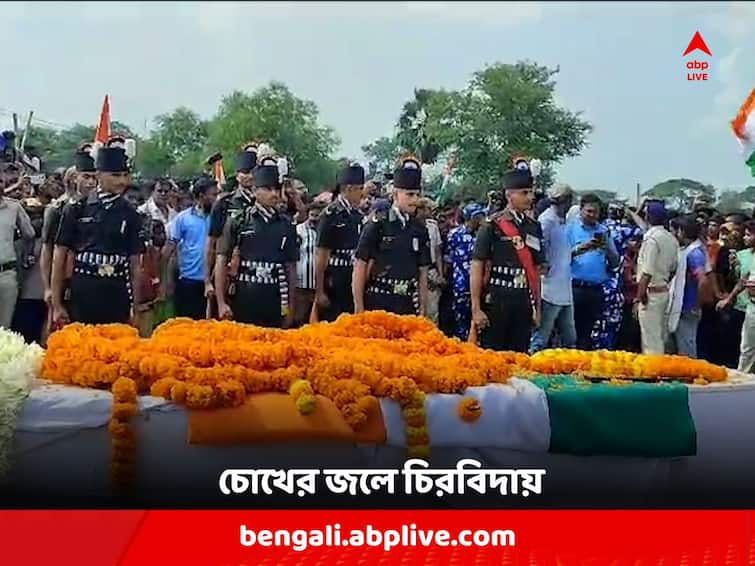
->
xmin=19 ymin=111 xmax=34 ymax=154
xmin=12 ymin=113 xmax=19 ymax=152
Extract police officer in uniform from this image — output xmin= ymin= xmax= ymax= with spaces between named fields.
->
xmin=470 ymin=165 xmax=545 ymax=352
xmin=353 ymin=156 xmax=431 ymax=316
xmin=40 ymin=146 xmax=98 ymax=321
xmin=204 ymin=147 xmax=257 ymax=310
xmin=51 ymin=147 xmax=142 ymax=326
xmin=313 ymin=162 xmax=365 ymax=322
xmin=215 ymin=161 xmax=298 ymax=328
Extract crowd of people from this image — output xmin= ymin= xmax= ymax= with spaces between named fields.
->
xmin=2 ymin=138 xmax=755 ymax=374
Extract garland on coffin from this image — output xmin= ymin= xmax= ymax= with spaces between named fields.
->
xmin=39 ymin=313 xmax=730 ymax=489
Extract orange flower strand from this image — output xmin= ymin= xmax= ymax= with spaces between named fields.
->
xmin=458 ymin=397 xmax=483 ymax=422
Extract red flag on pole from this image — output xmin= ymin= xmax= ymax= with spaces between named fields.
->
xmin=94 ymin=95 xmax=111 ymax=144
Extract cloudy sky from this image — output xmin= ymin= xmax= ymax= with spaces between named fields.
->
xmin=2 ymin=1 xmax=754 ymax=196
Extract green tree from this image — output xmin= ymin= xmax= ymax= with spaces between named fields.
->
xmin=23 ymin=126 xmax=61 ymax=169
xmin=395 ymin=88 xmax=452 ymax=164
xmin=436 ymin=62 xmax=591 ymax=194
xmin=717 ymin=190 xmax=747 ymax=215
xmin=644 ymin=178 xmax=716 ymax=212
xmin=362 ymin=136 xmax=400 ymax=176
xmin=152 ymin=108 xmax=208 ymax=163
xmin=364 ymin=61 xmax=592 ymax=201
xmin=110 ymin=121 xmax=137 ymax=139
xmin=134 ymin=138 xmax=174 ymax=179
xmin=207 ymin=83 xmax=340 ymax=192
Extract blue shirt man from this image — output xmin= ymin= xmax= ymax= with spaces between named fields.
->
xmin=567 ymin=219 xmax=619 ymax=284
xmin=566 ymin=193 xmax=619 ymax=350
xmin=170 ymin=206 xmax=211 ymax=281
xmin=163 ymin=176 xmax=218 ymax=320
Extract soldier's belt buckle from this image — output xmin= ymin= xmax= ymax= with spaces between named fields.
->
xmin=514 ymin=272 xmax=526 ymax=286
xmin=255 ymin=266 xmax=272 ymax=278
xmin=393 ymin=281 xmax=409 ymax=295
xmin=97 ymin=264 xmax=115 ymax=277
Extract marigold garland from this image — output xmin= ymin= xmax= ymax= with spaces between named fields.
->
xmin=528 ymin=349 xmax=727 ymax=382
xmin=42 ymin=312 xmax=734 ymax=475
xmin=110 ymin=376 xmax=137 ymax=492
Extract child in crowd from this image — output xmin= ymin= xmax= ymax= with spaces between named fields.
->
xmin=152 ymin=221 xmax=175 ymax=329
xmin=617 ymin=234 xmax=642 ymax=352
xmin=134 ymin=221 xmax=170 ymax=337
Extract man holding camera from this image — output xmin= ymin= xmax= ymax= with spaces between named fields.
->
xmin=566 ymin=193 xmax=619 ymax=350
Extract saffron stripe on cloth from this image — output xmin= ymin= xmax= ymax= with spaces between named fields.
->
xmin=530 ymin=375 xmax=696 ymax=457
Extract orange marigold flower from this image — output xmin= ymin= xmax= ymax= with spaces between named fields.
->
xmin=112 ymin=377 xmax=137 ymax=403
xmin=186 ymin=384 xmax=216 ymax=410
xmin=108 ymin=420 xmax=130 ymax=437
xmin=112 ymin=402 xmax=137 ymax=421
xmin=150 ymin=378 xmax=177 ymax=400
xmin=170 ymin=382 xmax=187 ymax=404
xmin=458 ymin=397 xmax=482 ymax=422
xmin=214 ymin=380 xmax=246 ymax=408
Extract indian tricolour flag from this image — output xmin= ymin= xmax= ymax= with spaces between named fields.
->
xmin=732 ymin=88 xmax=755 ymax=177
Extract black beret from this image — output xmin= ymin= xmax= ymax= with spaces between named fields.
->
xmin=74 ymin=150 xmax=95 ymax=173
xmin=95 ymin=147 xmax=128 ymax=173
xmin=393 ymin=157 xmax=422 ymax=191
xmin=253 ymin=165 xmax=280 ymax=189
xmin=502 ymin=168 xmax=533 ymax=190
xmin=236 ymin=151 xmax=257 ymax=172
xmin=337 ymin=164 xmax=365 ymax=186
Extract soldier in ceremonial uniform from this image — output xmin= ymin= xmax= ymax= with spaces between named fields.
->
xmin=313 ymin=162 xmax=365 ymax=322
xmin=353 ymin=156 xmax=430 ymax=316
xmin=51 ymin=147 xmax=142 ymax=326
xmin=204 ymin=147 xmax=257 ymax=310
xmin=215 ymin=161 xmax=298 ymax=328
xmin=40 ymin=147 xmax=98 ymax=329
xmin=470 ymin=165 xmax=545 ymax=352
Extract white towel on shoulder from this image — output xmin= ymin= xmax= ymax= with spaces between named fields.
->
xmin=668 ymin=240 xmax=702 ymax=333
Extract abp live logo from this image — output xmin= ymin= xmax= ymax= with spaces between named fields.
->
xmin=684 ymin=31 xmax=711 ymax=81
